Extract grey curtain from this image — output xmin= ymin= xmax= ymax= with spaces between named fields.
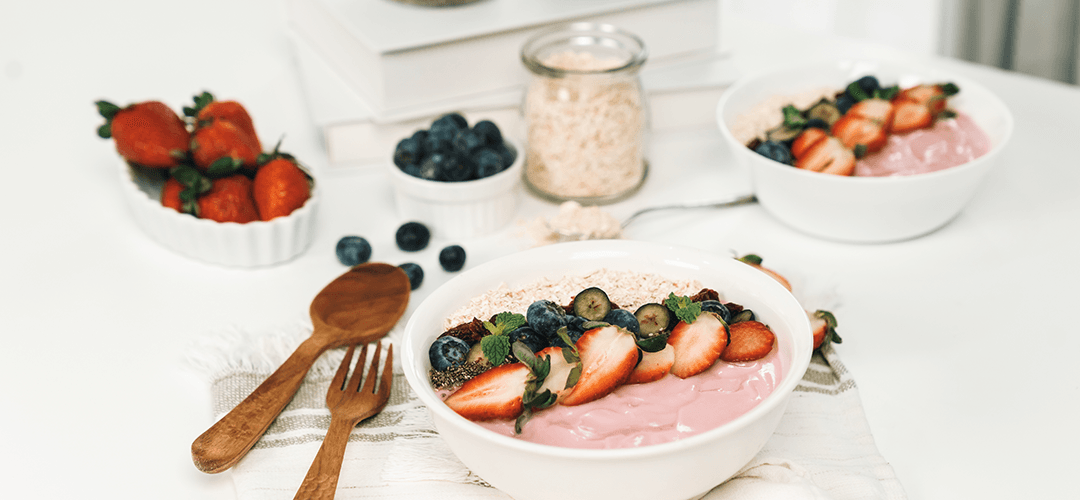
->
xmin=942 ymin=0 xmax=1080 ymax=84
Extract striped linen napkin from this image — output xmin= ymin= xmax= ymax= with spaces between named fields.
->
xmin=188 ymin=322 xmax=906 ymax=500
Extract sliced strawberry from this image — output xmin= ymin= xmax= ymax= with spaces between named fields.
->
xmin=808 ymin=310 xmax=842 ymax=350
xmin=847 ymin=98 xmax=895 ymax=125
xmin=559 ymin=325 xmax=639 ymax=406
xmin=737 ymin=254 xmax=793 ymax=292
xmin=535 ymin=347 xmax=578 ymax=403
xmin=795 ymin=136 xmax=855 ymax=176
xmin=721 ymin=320 xmax=775 ymax=362
xmin=895 ymin=84 xmax=950 ymax=115
xmin=626 ymin=344 xmax=674 ymax=384
xmin=667 ymin=312 xmax=729 ymax=379
xmin=444 ymin=362 xmax=529 ymax=421
xmin=790 ymin=127 xmax=828 ymax=159
xmin=889 ymin=100 xmax=933 ymax=134
xmin=831 ymin=114 xmax=887 ymax=153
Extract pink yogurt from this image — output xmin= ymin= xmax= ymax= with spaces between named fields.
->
xmin=855 ymin=111 xmax=991 ymax=177
xmin=452 ymin=349 xmax=785 ymax=449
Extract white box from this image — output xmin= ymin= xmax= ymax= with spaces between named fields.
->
xmin=286 ymin=0 xmax=719 ymax=118
xmin=289 ymin=30 xmax=739 ymax=167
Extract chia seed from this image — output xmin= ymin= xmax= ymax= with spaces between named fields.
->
xmin=430 ymin=360 xmax=492 ymax=390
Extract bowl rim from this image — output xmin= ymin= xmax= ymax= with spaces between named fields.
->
xmin=119 ymin=159 xmax=320 ymax=227
xmin=401 ymin=239 xmax=812 ymax=460
xmin=715 ymin=58 xmax=1015 ymax=184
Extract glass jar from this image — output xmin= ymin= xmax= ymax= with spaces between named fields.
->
xmin=520 ymin=23 xmax=650 ymax=204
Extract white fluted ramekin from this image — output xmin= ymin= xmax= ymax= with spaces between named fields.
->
xmin=385 ymin=140 xmax=523 ymax=239
xmin=119 ymin=161 xmax=319 ymax=267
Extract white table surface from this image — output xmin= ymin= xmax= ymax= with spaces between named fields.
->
xmin=1 ymin=2 xmax=1078 ymax=499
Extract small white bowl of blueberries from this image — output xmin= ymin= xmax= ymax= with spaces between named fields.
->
xmin=387 ymin=112 xmax=522 ymax=239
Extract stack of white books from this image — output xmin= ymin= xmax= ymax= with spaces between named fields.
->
xmin=285 ymin=0 xmax=737 ymax=167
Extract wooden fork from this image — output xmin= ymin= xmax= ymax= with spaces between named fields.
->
xmin=293 ymin=342 xmax=393 ymax=500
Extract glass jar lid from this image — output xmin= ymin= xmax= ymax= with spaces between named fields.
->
xmin=521 ymin=22 xmax=648 ymax=78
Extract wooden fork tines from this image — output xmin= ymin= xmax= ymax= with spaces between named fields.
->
xmin=293 ymin=342 xmax=393 ymax=500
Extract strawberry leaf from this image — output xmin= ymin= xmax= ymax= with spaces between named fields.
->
xmin=183 ymin=91 xmax=215 ymax=117
xmin=941 ymin=82 xmax=960 ymax=96
xmin=635 ymin=331 xmax=670 ymax=353
xmin=813 ymin=309 xmax=843 ymax=346
xmin=874 ymin=85 xmax=899 ymax=100
xmin=565 ymin=364 xmax=581 ymax=389
xmin=480 ymin=335 xmax=511 ymax=367
xmin=738 ymin=254 xmax=764 ymax=266
xmin=664 ymin=293 xmax=701 ymax=325
xmin=95 ymin=100 xmax=120 ymax=120
xmin=206 ymin=157 xmax=242 ymax=177
xmin=554 ymin=327 xmax=581 ymax=359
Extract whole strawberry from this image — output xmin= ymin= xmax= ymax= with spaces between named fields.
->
xmin=190 ymin=119 xmax=262 ymax=174
xmin=161 ymin=177 xmax=184 ymax=212
xmin=96 ymin=100 xmax=190 ymax=168
xmin=183 ymin=91 xmax=262 ymax=150
xmin=197 ymin=174 xmax=259 ymax=223
xmin=253 ymin=155 xmax=311 ymax=221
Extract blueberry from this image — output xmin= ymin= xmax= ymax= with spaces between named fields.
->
xmin=805 ymin=118 xmax=830 ymax=130
xmin=429 ymin=335 xmax=469 ymax=371
xmin=603 ymin=309 xmax=640 ymax=335
xmin=754 ymin=140 xmax=793 ymax=165
xmin=435 ymin=153 xmax=475 ymax=182
xmin=393 ymin=137 xmax=423 ymax=169
xmin=335 ymin=236 xmax=372 ymax=266
xmin=492 ymin=142 xmax=517 ymax=168
xmin=526 ymin=299 xmax=568 ymax=341
xmin=472 ymin=120 xmax=503 ymax=146
xmin=854 ymin=75 xmax=880 ymax=94
xmin=433 ymin=112 xmax=468 ymax=131
xmin=438 ymin=244 xmax=466 ymax=272
xmin=424 ymin=127 xmax=455 ymax=153
xmin=472 ymin=148 xmax=503 ymax=178
xmin=418 ymin=153 xmax=443 ymax=180
xmin=395 ymin=221 xmax=430 ymax=251
xmin=509 ymin=325 xmax=547 ymax=353
xmin=836 ymin=93 xmax=855 ymax=114
xmin=398 ymin=262 xmax=424 ymax=290
xmin=699 ymin=300 xmax=732 ymax=324
xmin=402 ymin=163 xmax=423 ymax=178
xmin=566 ymin=315 xmax=588 ymax=333
xmin=452 ymin=128 xmax=485 ymax=156
xmin=550 ymin=327 xmax=584 ymax=349
xmin=411 ymin=130 xmax=430 ymax=154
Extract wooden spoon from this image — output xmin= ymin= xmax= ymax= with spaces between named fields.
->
xmin=191 ymin=263 xmax=410 ymax=474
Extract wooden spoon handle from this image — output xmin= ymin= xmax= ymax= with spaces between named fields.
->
xmin=191 ymin=336 xmax=327 ymax=473
xmin=292 ymin=416 xmax=355 ymax=500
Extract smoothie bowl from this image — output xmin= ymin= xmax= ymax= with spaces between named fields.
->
xmin=716 ymin=60 xmax=1013 ymax=243
xmin=401 ymin=240 xmax=812 ymax=500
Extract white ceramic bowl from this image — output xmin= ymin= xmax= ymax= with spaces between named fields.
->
xmin=386 ymin=140 xmax=523 ymax=239
xmin=119 ymin=161 xmax=319 ymax=267
xmin=716 ymin=59 xmax=1014 ymax=243
xmin=401 ymin=240 xmax=813 ymax=500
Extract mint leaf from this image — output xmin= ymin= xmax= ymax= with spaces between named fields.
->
xmin=480 ymin=335 xmax=510 ymax=366
xmin=483 ymin=312 xmax=527 ymax=336
xmin=781 ymin=105 xmax=807 ymax=128
xmin=664 ymin=293 xmax=701 ymax=324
